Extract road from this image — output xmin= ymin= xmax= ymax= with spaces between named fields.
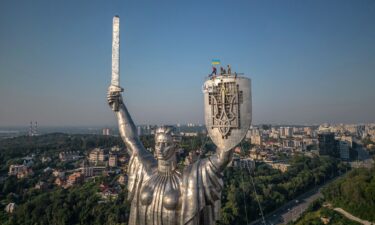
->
xmin=250 ymin=174 xmax=345 ymax=225
xmin=333 ymin=208 xmax=375 ymax=225
xmin=250 ymin=156 xmax=375 ymax=225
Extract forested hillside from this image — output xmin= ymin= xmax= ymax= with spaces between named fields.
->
xmin=322 ymin=167 xmax=375 ymax=222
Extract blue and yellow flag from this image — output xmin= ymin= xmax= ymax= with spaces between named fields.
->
xmin=211 ymin=59 xmax=221 ymax=65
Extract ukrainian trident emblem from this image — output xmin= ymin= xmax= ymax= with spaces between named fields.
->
xmin=203 ymin=75 xmax=252 ymax=151
xmin=209 ymin=81 xmax=242 ymax=137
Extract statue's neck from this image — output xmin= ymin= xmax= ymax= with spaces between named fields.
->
xmin=158 ymin=155 xmax=177 ymax=174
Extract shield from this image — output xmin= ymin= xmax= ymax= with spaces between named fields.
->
xmin=203 ymin=75 xmax=252 ymax=151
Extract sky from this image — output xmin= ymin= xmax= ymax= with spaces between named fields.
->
xmin=0 ymin=0 xmax=375 ymax=127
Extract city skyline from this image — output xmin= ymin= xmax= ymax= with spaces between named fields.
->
xmin=1 ymin=0 xmax=375 ymax=126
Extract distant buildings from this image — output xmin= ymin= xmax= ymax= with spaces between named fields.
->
xmin=66 ymin=172 xmax=84 ymax=187
xmin=243 ymin=123 xmax=370 ymax=162
xmin=35 ymin=181 xmax=48 ymax=190
xmin=180 ymin=132 xmax=198 ymax=137
xmin=28 ymin=121 xmax=38 ymax=136
xmin=285 ymin=127 xmax=293 ymax=137
xmin=108 ymin=154 xmax=118 ymax=167
xmin=231 ymin=157 xmax=255 ymax=171
xmin=111 ymin=146 xmax=121 ymax=152
xmin=102 ymin=128 xmax=111 ymax=136
xmin=81 ymin=161 xmax=106 ymax=177
xmin=8 ymin=164 xmax=24 ymax=175
xmin=8 ymin=165 xmax=34 ymax=179
xmin=59 ymin=151 xmax=80 ymax=162
xmin=251 ymin=134 xmax=262 ymax=146
xmin=52 ymin=170 xmax=65 ymax=178
xmin=304 ymin=127 xmax=313 ymax=136
xmin=41 ymin=156 xmax=51 ymax=163
xmin=137 ymin=126 xmax=142 ymax=136
xmin=98 ymin=184 xmax=119 ymax=201
xmin=55 ymin=177 xmax=65 ymax=187
xmin=279 ymin=127 xmax=286 ymax=137
xmin=266 ymin=161 xmax=290 ymax=173
xmin=89 ymin=148 xmax=106 ymax=164
xmin=248 ymin=127 xmax=263 ymax=146
xmin=318 ymin=132 xmax=338 ymax=157
xmin=337 ymin=141 xmax=350 ymax=160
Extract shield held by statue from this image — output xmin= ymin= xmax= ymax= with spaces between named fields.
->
xmin=203 ymin=76 xmax=252 ymax=152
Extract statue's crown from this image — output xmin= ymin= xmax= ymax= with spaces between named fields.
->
xmin=156 ymin=126 xmax=174 ymax=135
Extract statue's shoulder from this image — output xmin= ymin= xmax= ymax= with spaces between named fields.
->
xmin=129 ymin=150 xmax=157 ymax=175
xmin=182 ymin=158 xmax=211 ymax=177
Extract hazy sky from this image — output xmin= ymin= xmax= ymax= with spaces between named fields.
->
xmin=1 ymin=0 xmax=374 ymax=126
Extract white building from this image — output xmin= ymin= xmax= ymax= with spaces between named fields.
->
xmin=109 ymin=154 xmax=118 ymax=167
xmin=251 ymin=134 xmax=262 ymax=146
xmin=59 ymin=151 xmax=79 ymax=162
xmin=102 ymin=128 xmax=111 ymax=136
xmin=8 ymin=165 xmax=27 ymax=176
xmin=89 ymin=148 xmax=105 ymax=164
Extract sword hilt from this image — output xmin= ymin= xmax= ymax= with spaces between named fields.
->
xmin=109 ymin=85 xmax=124 ymax=112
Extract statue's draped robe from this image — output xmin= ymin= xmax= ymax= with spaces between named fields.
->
xmin=127 ymin=152 xmax=223 ymax=225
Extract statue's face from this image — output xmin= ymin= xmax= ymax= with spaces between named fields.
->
xmin=155 ymin=133 xmax=175 ymax=160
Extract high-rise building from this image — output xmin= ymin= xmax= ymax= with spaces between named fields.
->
xmin=279 ymin=127 xmax=285 ymax=137
xmin=251 ymin=134 xmax=262 ymax=146
xmin=304 ymin=127 xmax=312 ymax=136
xmin=337 ymin=141 xmax=350 ymax=160
xmin=285 ymin=127 xmax=293 ymax=137
xmin=318 ymin=132 xmax=338 ymax=157
xmin=137 ymin=126 xmax=142 ymax=136
xmin=293 ymin=127 xmax=300 ymax=133
xmin=89 ymin=148 xmax=105 ymax=164
xmin=29 ymin=121 xmax=38 ymax=136
xmin=102 ymin=128 xmax=110 ymax=136
xmin=98 ymin=150 xmax=105 ymax=162
xmin=81 ymin=161 xmax=94 ymax=177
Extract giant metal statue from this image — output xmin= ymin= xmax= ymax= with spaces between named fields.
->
xmin=107 ymin=16 xmax=252 ymax=225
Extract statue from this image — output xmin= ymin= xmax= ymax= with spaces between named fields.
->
xmin=107 ymin=16 xmax=251 ymax=225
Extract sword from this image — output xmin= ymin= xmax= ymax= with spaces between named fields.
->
xmin=109 ymin=15 xmax=123 ymax=111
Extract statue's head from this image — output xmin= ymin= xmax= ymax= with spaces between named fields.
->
xmin=155 ymin=126 xmax=176 ymax=160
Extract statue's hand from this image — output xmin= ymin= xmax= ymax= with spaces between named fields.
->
xmin=107 ymin=88 xmax=123 ymax=111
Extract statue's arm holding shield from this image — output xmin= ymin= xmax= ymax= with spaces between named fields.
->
xmin=209 ymin=147 xmax=233 ymax=172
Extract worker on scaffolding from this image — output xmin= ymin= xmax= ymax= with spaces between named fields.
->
xmin=209 ymin=66 xmax=217 ymax=77
xmin=220 ymin=66 xmax=226 ymax=75
xmin=227 ymin=64 xmax=231 ymax=75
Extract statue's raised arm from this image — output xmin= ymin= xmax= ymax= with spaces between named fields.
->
xmin=107 ymin=91 xmax=156 ymax=168
xmin=107 ymin=15 xmax=155 ymax=169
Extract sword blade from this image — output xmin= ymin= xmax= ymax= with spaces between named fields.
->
xmin=111 ymin=15 xmax=120 ymax=88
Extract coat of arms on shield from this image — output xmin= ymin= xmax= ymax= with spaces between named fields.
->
xmin=209 ymin=81 xmax=243 ymax=138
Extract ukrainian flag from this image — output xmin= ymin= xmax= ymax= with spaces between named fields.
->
xmin=211 ymin=59 xmax=221 ymax=65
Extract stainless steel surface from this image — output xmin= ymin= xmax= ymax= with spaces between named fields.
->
xmin=111 ymin=15 xmax=120 ymax=88
xmin=107 ymin=16 xmax=251 ymax=225
xmin=110 ymin=15 xmax=123 ymax=111
xmin=107 ymin=78 xmax=240 ymax=224
xmin=203 ymin=75 xmax=252 ymax=152
xmin=107 ymin=75 xmax=250 ymax=225
xmin=108 ymin=91 xmax=231 ymax=224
